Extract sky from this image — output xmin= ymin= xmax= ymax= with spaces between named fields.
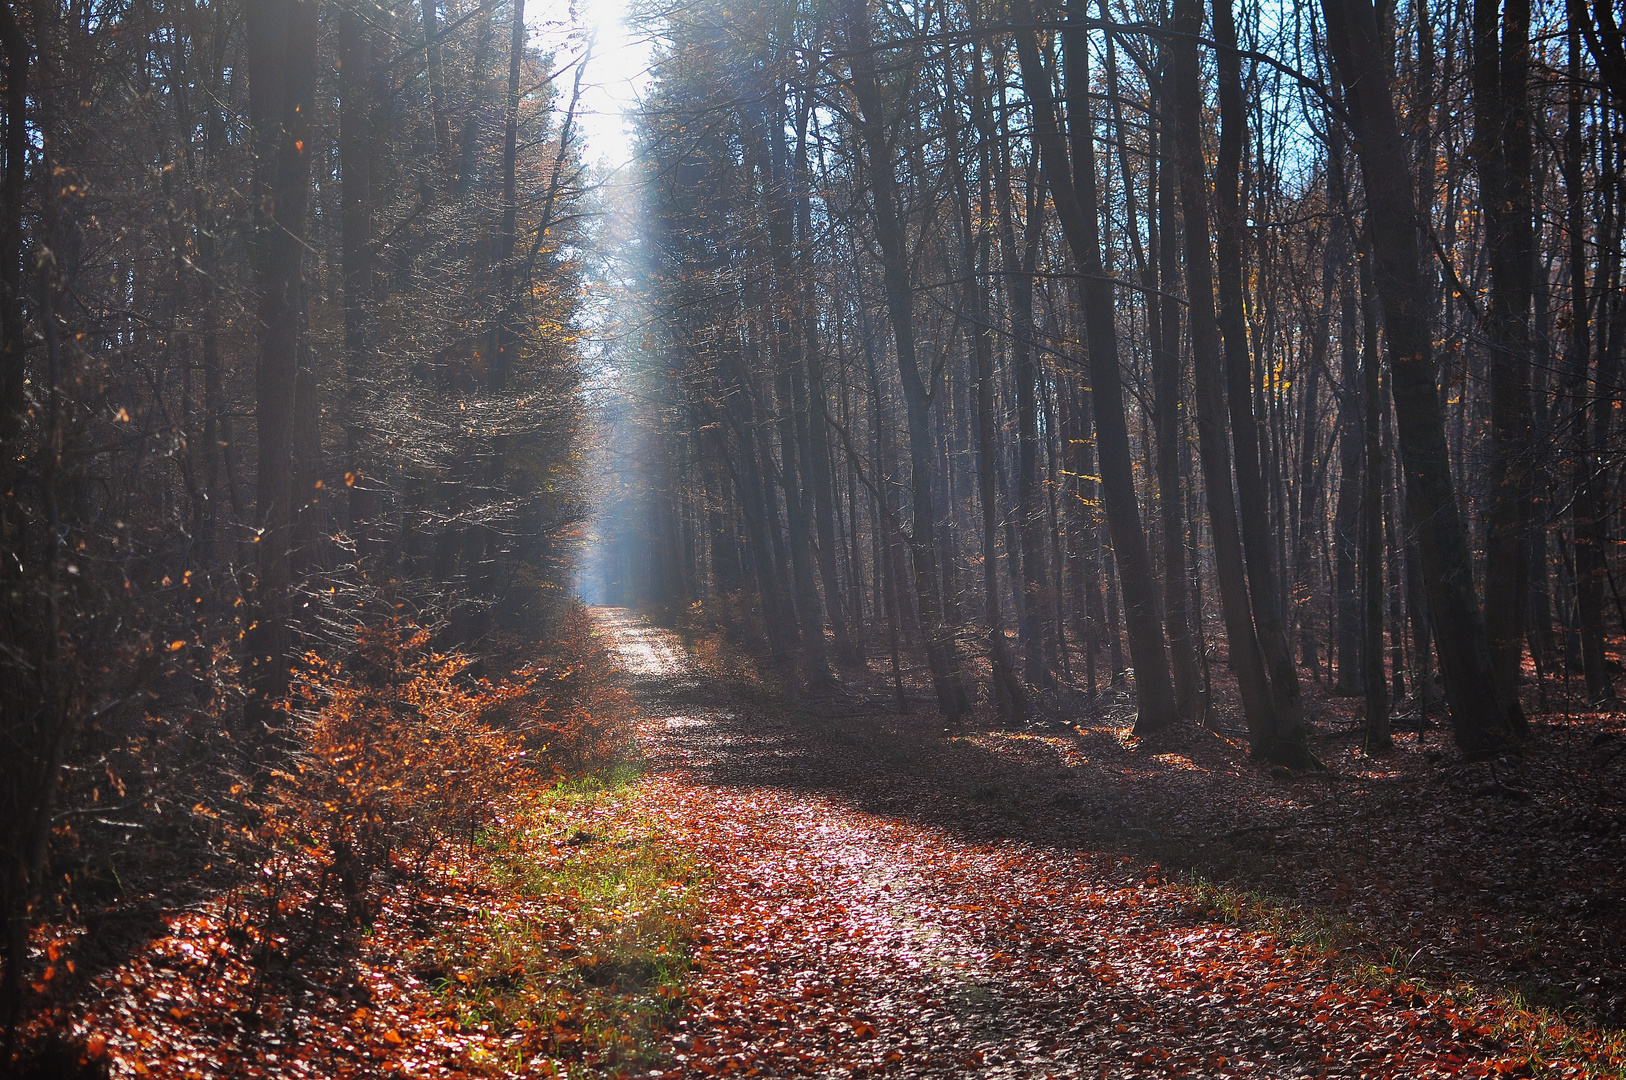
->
xmin=532 ymin=0 xmax=654 ymax=169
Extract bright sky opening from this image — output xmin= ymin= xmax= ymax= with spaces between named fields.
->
xmin=533 ymin=0 xmax=653 ymax=169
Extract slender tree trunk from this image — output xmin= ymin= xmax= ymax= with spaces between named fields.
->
xmin=794 ymin=103 xmax=860 ymax=666
xmin=1384 ymin=411 xmax=1409 ymax=704
xmin=245 ymin=0 xmax=320 ymax=733
xmin=338 ymin=3 xmax=376 ymax=540
xmin=1295 ymin=239 xmax=1334 ymax=672
xmin=1359 ymin=237 xmax=1391 ymax=751
xmin=1527 ymin=250 xmax=1557 ymax=690
xmin=990 ymin=83 xmax=1056 ymax=689
xmin=1322 ymin=0 xmax=1522 ymax=756
xmin=1059 ymin=373 xmax=1102 ymax=694
xmin=1568 ymin=0 xmax=1609 ymax=700
xmin=843 ymin=0 xmax=971 ymax=719
xmin=422 ymin=0 xmax=454 ymax=186
xmin=0 ymin=2 xmax=25 ymax=449
xmin=1170 ymin=0 xmax=1306 ymax=763
xmin=756 ymin=102 xmax=833 ymax=690
xmin=1473 ymin=0 xmax=1534 ymax=724
xmin=0 ymin=1 xmax=29 ymax=1043
xmin=954 ymin=27 xmax=1025 ymax=718
xmin=1331 ymin=129 xmax=1364 ymax=694
xmin=1404 ymin=0 xmax=1441 ymax=713
xmin=492 ymin=0 xmax=524 ymax=393
xmin=1586 ymin=118 xmax=1623 ymax=698
xmin=1152 ymin=96 xmax=1204 ymax=721
xmin=1014 ymin=3 xmax=1177 ymax=732
xmin=972 ymin=222 xmax=1026 ymax=722
xmin=1213 ymin=0 xmax=1308 ymax=744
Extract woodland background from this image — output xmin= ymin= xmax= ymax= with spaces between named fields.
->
xmin=0 ymin=0 xmax=611 ymax=1055
xmin=2 ymin=0 xmax=1625 ymax=1070
xmin=593 ymin=0 xmax=1625 ymax=760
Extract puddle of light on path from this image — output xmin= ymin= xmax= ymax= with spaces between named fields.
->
xmin=590 ymin=607 xmax=689 ymax=678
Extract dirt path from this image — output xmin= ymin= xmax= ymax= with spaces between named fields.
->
xmin=594 ymin=609 xmax=1544 ymax=1079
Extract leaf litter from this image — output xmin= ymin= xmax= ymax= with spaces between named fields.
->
xmin=18 ymin=609 xmax=1624 ymax=1078
xmin=597 ymin=609 xmax=1626 ymax=1079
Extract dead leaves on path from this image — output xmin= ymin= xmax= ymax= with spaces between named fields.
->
xmin=601 ymin=610 xmax=1626 ymax=1079
xmin=21 ymin=610 xmax=1626 ymax=1079
xmin=628 ymin=774 xmax=1616 ymax=1078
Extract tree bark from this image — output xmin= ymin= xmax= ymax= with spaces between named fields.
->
xmin=1014 ymin=3 xmax=1177 ymax=732
xmin=1321 ymin=0 xmax=1522 ymax=757
xmin=245 ymin=0 xmax=320 ymax=732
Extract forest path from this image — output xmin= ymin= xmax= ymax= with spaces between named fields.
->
xmin=592 ymin=608 xmax=1505 ymax=1079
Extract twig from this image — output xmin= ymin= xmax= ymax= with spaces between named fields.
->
xmin=1167 ymin=819 xmax=1340 ymax=843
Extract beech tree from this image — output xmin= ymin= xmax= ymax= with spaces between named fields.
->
xmin=603 ymin=0 xmax=1620 ymax=761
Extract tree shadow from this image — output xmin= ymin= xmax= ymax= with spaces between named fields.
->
xmin=630 ymin=639 xmax=1626 ymax=1034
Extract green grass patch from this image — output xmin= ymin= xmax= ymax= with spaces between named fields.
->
xmin=432 ymin=768 xmax=704 ymax=1076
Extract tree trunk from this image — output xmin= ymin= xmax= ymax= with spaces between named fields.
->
xmin=1295 ymin=237 xmax=1334 ymax=673
xmin=1170 ymin=0 xmax=1305 ymax=763
xmin=1359 ymin=237 xmax=1391 ymax=752
xmin=245 ymin=0 xmax=320 ymax=733
xmin=1014 ymin=3 xmax=1177 ymax=732
xmin=795 ymin=102 xmax=860 ymax=666
xmin=990 ymin=73 xmax=1056 ymax=690
xmin=422 ymin=0 xmax=454 ymax=186
xmin=1152 ymin=91 xmax=1205 ymax=721
xmin=338 ymin=2 xmax=377 ymax=541
xmin=1321 ymin=0 xmax=1522 ymax=757
xmin=0 ymin=2 xmax=25 ymax=449
xmin=1330 ymin=127 xmax=1364 ymax=695
xmin=1568 ymin=0 xmax=1609 ymax=701
xmin=1213 ymin=0 xmax=1308 ymax=744
xmin=954 ymin=24 xmax=1025 ymax=718
xmin=1472 ymin=0 xmax=1534 ymax=725
xmin=843 ymin=0 xmax=971 ymax=719
xmin=755 ymin=102 xmax=833 ymax=690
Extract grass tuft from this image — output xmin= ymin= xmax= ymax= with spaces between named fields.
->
xmin=432 ymin=767 xmax=703 ymax=1075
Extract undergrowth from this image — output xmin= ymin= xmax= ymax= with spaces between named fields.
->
xmin=670 ymin=596 xmax=767 ymax=687
xmin=14 ymin=600 xmax=704 ymax=1079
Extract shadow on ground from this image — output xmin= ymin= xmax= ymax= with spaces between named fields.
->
xmin=603 ymin=607 xmax=1626 ymax=1032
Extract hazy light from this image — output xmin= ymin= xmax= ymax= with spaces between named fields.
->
xmin=532 ymin=0 xmax=652 ymax=169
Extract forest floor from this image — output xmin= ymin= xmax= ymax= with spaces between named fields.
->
xmin=596 ymin=607 xmax=1626 ymax=1079
xmin=17 ymin=609 xmax=1626 ymax=1079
